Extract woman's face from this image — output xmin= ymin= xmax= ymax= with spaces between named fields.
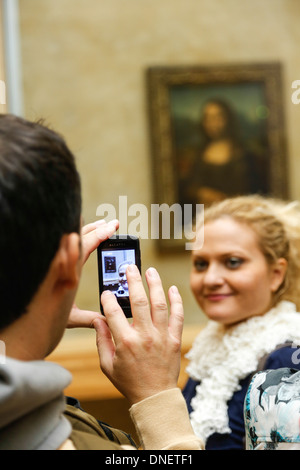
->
xmin=202 ymin=102 xmax=227 ymax=139
xmin=190 ymin=217 xmax=286 ymax=326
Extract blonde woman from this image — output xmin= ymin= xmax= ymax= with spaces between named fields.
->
xmin=183 ymin=195 xmax=300 ymax=450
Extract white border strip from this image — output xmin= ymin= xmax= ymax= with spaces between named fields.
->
xmin=2 ymin=0 xmax=23 ymax=115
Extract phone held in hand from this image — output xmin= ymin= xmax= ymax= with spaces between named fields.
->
xmin=97 ymin=235 xmax=141 ymax=318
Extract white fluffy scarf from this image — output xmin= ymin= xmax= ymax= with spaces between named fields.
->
xmin=185 ymin=301 xmax=300 ymax=444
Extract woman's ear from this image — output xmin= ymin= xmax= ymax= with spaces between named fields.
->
xmin=270 ymin=258 xmax=288 ymax=293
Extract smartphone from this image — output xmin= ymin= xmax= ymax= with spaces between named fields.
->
xmin=97 ymin=235 xmax=141 ymax=318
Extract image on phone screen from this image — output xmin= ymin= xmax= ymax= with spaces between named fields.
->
xmin=101 ymin=248 xmax=136 ymax=298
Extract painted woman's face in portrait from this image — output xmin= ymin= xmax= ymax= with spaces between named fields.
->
xmin=202 ymin=102 xmax=228 ymax=140
xmin=190 ymin=217 xmax=286 ymax=326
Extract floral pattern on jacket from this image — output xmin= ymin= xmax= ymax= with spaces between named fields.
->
xmin=244 ymin=367 xmax=300 ymax=450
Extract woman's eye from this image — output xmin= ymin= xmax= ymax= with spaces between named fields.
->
xmin=225 ymin=257 xmax=243 ymax=269
xmin=193 ymin=259 xmax=208 ymax=271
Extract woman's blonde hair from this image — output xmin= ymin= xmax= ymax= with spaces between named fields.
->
xmin=199 ymin=194 xmax=300 ymax=308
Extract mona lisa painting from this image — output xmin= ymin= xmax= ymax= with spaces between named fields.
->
xmin=146 ymin=63 xmax=288 ymax=250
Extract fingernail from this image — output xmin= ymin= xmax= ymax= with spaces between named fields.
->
xmin=147 ymin=267 xmax=159 ymax=278
xmin=170 ymin=285 xmax=179 ymax=294
xmin=102 ymin=290 xmax=113 ymax=296
xmin=127 ymin=263 xmax=138 ymax=272
xmin=108 ymin=219 xmax=119 ymax=227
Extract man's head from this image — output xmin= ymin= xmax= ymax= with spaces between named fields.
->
xmin=0 ymin=114 xmax=81 ymax=332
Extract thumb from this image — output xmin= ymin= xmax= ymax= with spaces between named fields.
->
xmin=93 ymin=317 xmax=115 ymax=377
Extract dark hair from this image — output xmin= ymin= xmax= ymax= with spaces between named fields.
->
xmin=0 ymin=114 xmax=81 ymax=329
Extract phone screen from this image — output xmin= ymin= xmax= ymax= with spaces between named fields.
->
xmin=97 ymin=235 xmax=141 ymax=317
xmin=101 ymin=248 xmax=135 ymax=298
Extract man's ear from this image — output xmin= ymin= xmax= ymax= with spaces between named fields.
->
xmin=270 ymin=258 xmax=288 ymax=293
xmin=51 ymin=232 xmax=82 ymax=290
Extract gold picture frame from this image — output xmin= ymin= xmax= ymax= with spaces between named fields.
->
xmin=146 ymin=62 xmax=288 ymax=252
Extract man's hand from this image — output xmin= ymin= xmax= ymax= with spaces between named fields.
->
xmin=93 ymin=264 xmax=184 ymax=405
xmin=80 ymin=219 xmax=119 ymax=265
xmin=67 ymin=219 xmax=119 ymax=328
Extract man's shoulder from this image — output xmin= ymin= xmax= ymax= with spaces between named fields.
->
xmin=64 ymin=403 xmax=137 ymax=450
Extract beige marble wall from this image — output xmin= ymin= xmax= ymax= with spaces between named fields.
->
xmin=18 ymin=0 xmax=300 ymax=326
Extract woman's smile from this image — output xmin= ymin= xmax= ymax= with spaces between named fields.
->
xmin=204 ymin=292 xmax=233 ymax=302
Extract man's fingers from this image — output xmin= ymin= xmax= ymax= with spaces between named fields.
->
xmin=168 ymin=285 xmax=184 ymax=345
xmin=81 ymin=219 xmax=106 ymax=235
xmin=100 ymin=290 xmax=130 ymax=343
xmin=126 ymin=264 xmax=151 ymax=329
xmin=81 ymin=219 xmax=119 ymax=263
xmin=145 ymin=268 xmax=169 ymax=329
xmin=67 ymin=304 xmax=102 ymax=328
xmin=93 ymin=317 xmax=115 ymax=376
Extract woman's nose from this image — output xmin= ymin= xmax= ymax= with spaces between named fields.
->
xmin=202 ymin=263 xmax=224 ymax=287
